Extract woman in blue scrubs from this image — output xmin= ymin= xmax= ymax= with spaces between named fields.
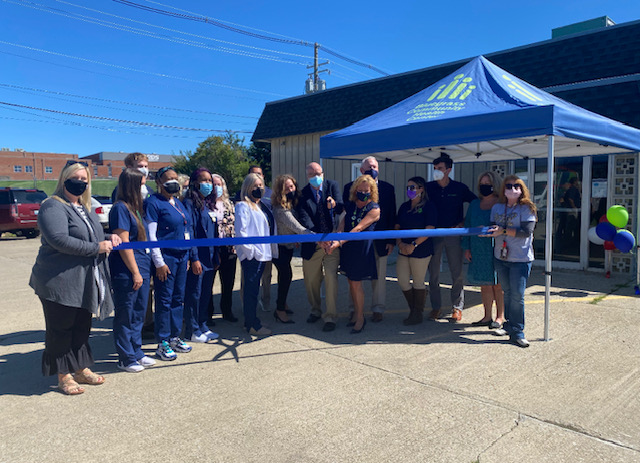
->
xmin=146 ymin=166 xmax=199 ymax=361
xmin=109 ymin=168 xmax=155 ymax=372
xmin=182 ymin=167 xmax=220 ymax=343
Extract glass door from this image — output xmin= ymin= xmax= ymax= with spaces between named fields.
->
xmin=533 ymin=157 xmax=584 ymax=264
xmin=588 ymin=156 xmax=609 ymax=268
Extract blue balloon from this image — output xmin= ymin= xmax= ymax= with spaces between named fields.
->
xmin=613 ymin=230 xmax=635 ymax=253
xmin=595 ymin=222 xmax=617 ymax=242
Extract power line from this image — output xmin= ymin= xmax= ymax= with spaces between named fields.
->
xmin=0 ymin=101 xmax=254 ymax=133
xmin=0 ymin=40 xmax=287 ymax=97
xmin=0 ymin=83 xmax=258 ymax=118
xmin=112 ymin=0 xmax=390 ymax=76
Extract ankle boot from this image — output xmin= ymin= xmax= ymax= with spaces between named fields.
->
xmin=403 ymin=289 xmax=422 ymax=325
xmin=406 ymin=289 xmax=426 ymax=325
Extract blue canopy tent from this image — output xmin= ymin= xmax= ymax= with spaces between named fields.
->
xmin=320 ymin=56 xmax=640 ymax=340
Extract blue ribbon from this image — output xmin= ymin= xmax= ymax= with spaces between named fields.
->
xmin=114 ymin=227 xmax=491 ymax=251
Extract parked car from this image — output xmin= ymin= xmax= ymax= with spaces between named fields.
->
xmin=0 ymin=187 xmax=48 ymax=238
xmin=91 ymin=195 xmax=113 ymax=231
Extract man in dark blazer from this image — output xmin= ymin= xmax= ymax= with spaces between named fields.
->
xmin=342 ymin=156 xmax=396 ymax=322
xmin=297 ymin=162 xmax=344 ymax=332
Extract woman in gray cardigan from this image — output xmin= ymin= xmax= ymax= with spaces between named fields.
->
xmin=30 ymin=161 xmax=120 ymax=395
xmin=271 ymin=174 xmax=313 ymax=324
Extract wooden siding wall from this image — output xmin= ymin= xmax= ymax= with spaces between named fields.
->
xmin=269 ymin=132 xmax=509 ymax=208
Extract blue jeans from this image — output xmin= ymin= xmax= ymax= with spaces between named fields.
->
xmin=241 ymin=259 xmax=266 ymax=331
xmin=153 ymin=253 xmax=188 ymax=343
xmin=112 ymin=276 xmax=150 ymax=365
xmin=184 ymin=268 xmax=215 ymax=338
xmin=494 ymin=258 xmax=532 ymax=340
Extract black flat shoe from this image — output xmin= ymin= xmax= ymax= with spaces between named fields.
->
xmin=350 ymin=319 xmax=366 ymax=334
xmin=306 ymin=314 xmax=321 ymax=323
xmin=222 ymin=314 xmax=238 ymax=323
xmin=489 ymin=321 xmax=503 ymax=329
xmin=346 ymin=320 xmax=356 ymax=327
xmin=471 ymin=319 xmax=493 ymax=326
xmin=322 ymin=322 xmax=336 ymax=332
xmin=274 ymin=311 xmax=295 ymax=324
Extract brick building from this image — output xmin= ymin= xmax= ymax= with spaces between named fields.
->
xmin=81 ymin=152 xmax=174 ymax=179
xmin=0 ymin=148 xmax=80 ymax=181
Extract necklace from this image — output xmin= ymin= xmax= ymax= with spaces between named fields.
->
xmin=350 ymin=204 xmax=368 ymax=229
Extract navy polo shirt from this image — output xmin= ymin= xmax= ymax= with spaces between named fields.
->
xmin=396 ymin=200 xmax=438 ymax=258
xmin=108 ymin=201 xmax=151 ymax=279
xmin=426 ymin=179 xmax=477 ymax=228
xmin=145 ymin=193 xmax=193 ymax=257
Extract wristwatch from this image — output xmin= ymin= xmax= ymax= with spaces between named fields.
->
xmin=502 ymin=228 xmax=507 ymax=235
xmin=411 ymin=240 xmax=418 ymax=247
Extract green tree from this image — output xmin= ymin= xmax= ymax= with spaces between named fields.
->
xmin=173 ymin=132 xmax=251 ymax=194
xmin=247 ymin=141 xmax=272 ymax=184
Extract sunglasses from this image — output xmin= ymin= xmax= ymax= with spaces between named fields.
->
xmin=65 ymin=160 xmax=89 ymax=167
xmin=505 ymin=183 xmax=522 ymax=190
xmin=407 ymin=185 xmax=422 ymax=191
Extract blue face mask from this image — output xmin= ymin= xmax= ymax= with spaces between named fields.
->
xmin=364 ymin=169 xmax=378 ymax=180
xmin=309 ymin=175 xmax=323 ymax=188
xmin=199 ymin=182 xmax=213 ymax=197
xmin=214 ymin=185 xmax=223 ymax=198
xmin=356 ymin=191 xmax=371 ymax=202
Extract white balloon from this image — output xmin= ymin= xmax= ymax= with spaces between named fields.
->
xmin=588 ymin=226 xmax=605 ymax=245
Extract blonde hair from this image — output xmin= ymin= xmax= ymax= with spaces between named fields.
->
xmin=349 ymin=175 xmax=379 ymax=203
xmin=124 ymin=152 xmax=148 ymax=168
xmin=477 ymin=171 xmax=503 ymax=198
xmin=212 ymin=173 xmax=233 ymax=210
xmin=52 ymin=163 xmax=92 ymax=210
xmin=499 ymin=175 xmax=537 ymax=215
xmin=240 ymin=173 xmax=263 ymax=210
xmin=271 ymin=174 xmax=298 ymax=210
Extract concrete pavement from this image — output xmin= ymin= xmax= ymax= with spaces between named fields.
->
xmin=1 ymin=237 xmax=639 ymax=463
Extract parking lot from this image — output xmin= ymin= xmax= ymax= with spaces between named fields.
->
xmin=1 ymin=237 xmax=639 ymax=462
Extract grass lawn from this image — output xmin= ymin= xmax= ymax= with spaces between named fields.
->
xmin=0 ymin=180 xmax=118 ymax=197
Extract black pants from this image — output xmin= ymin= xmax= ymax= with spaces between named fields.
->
xmin=209 ymin=247 xmax=238 ymax=319
xmin=272 ymin=245 xmax=294 ymax=311
xmin=40 ymin=298 xmax=94 ymax=376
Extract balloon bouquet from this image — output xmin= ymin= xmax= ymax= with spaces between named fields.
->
xmin=587 ymin=205 xmax=637 ymax=286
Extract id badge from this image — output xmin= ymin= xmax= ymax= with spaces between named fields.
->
xmin=184 ymin=232 xmax=190 ymax=240
xmin=500 ymin=243 xmax=509 ymax=259
xmin=208 ymin=211 xmax=217 ymax=223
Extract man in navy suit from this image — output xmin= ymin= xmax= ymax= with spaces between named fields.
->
xmin=297 ymin=162 xmax=344 ymax=332
xmin=342 ymin=156 xmax=396 ymax=322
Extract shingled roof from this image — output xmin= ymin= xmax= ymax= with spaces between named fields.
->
xmin=253 ymin=19 xmax=640 ymax=141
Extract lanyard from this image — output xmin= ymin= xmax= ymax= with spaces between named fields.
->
xmin=169 ymin=198 xmax=187 ymax=226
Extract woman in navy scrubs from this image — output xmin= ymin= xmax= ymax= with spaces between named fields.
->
xmin=146 ymin=166 xmax=199 ymax=361
xmin=109 ymin=168 xmax=155 ymax=372
xmin=183 ymin=167 xmax=220 ymax=343
xmin=395 ymin=176 xmax=438 ymax=325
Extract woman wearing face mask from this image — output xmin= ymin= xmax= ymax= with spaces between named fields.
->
xmin=484 ymin=175 xmax=537 ymax=348
xmin=327 ymin=175 xmax=380 ymax=334
xmin=235 ymin=173 xmax=276 ymax=336
xmin=271 ymin=174 xmax=313 ymax=324
xmin=461 ymin=171 xmax=505 ymax=329
xmin=182 ymin=168 xmax=220 ymax=344
xmin=208 ymin=174 xmax=238 ymax=323
xmin=145 ymin=166 xmax=199 ymax=360
xmin=30 ymin=161 xmax=120 ymax=395
xmin=109 ymin=168 xmax=155 ymax=373
xmin=394 ymin=176 xmax=437 ymax=325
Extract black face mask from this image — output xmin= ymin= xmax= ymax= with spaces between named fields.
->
xmin=163 ymin=180 xmax=181 ymax=195
xmin=356 ymin=191 xmax=371 ymax=202
xmin=286 ymin=191 xmax=296 ymax=202
xmin=64 ymin=178 xmax=88 ymax=196
xmin=251 ymin=188 xmax=263 ymax=199
xmin=479 ymin=184 xmax=494 ymax=197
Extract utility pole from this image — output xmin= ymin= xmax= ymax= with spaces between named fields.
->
xmin=305 ymin=43 xmax=329 ymax=93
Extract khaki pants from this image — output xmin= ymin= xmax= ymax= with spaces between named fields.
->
xmin=302 ymin=245 xmax=340 ymax=323
xmin=396 ymin=255 xmax=431 ymax=291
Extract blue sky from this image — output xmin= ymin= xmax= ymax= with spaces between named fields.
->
xmin=1 ymin=0 xmax=638 ymax=157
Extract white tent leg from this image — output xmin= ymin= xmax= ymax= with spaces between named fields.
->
xmin=544 ymin=136 xmax=555 ymax=341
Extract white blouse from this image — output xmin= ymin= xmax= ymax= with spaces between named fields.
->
xmin=234 ymin=201 xmax=273 ymax=262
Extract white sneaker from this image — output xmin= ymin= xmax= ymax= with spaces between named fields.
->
xmin=190 ymin=333 xmax=209 ymax=343
xmin=156 ymin=341 xmax=177 ymax=361
xmin=118 ymin=361 xmax=144 ymax=373
xmin=170 ymin=337 xmax=192 ymax=353
xmin=203 ymin=330 xmax=219 ymax=341
xmin=514 ymin=338 xmax=530 ymax=348
xmin=138 ymin=356 xmax=156 ymax=367
xmin=493 ymin=328 xmax=508 ymax=336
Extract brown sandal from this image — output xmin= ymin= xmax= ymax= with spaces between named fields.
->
xmin=74 ymin=369 xmax=105 ymax=386
xmin=58 ymin=376 xmax=85 ymax=395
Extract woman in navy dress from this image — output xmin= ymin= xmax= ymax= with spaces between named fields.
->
xmin=182 ymin=167 xmax=220 ymax=344
xmin=146 ymin=166 xmax=199 ymax=361
xmin=328 ymin=175 xmax=380 ymax=334
xmin=109 ymin=168 xmax=155 ymax=373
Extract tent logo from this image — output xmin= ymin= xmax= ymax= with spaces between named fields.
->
xmin=427 ymin=73 xmax=476 ymax=101
xmin=502 ymin=75 xmax=543 ymax=103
